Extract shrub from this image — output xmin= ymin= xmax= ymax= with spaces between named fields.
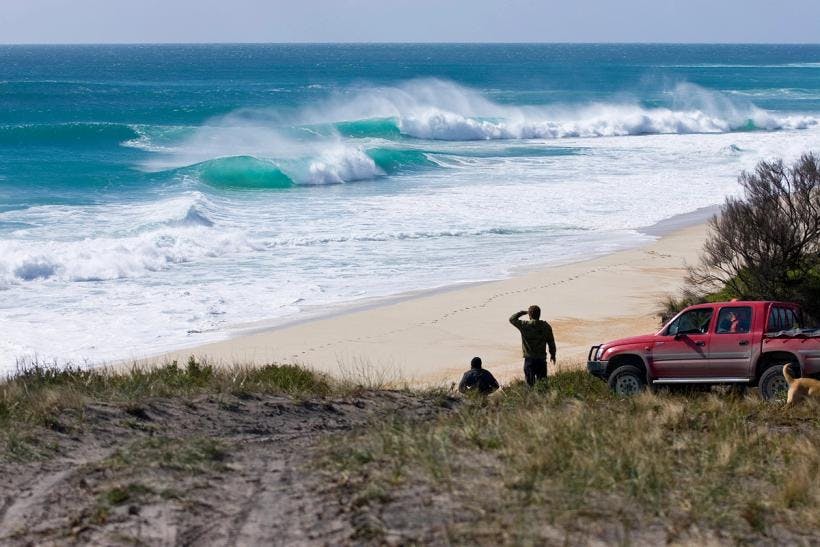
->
xmin=676 ymin=153 xmax=820 ymax=320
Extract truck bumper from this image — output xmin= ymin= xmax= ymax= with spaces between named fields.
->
xmin=587 ymin=360 xmax=608 ymax=379
xmin=586 ymin=345 xmax=608 ymax=379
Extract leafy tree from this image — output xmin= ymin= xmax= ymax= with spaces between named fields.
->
xmin=666 ymin=153 xmax=820 ymax=322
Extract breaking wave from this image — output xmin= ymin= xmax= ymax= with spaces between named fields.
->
xmin=307 ymin=80 xmax=818 ymax=140
xmin=131 ymin=79 xmax=818 ymax=191
xmin=180 ymin=147 xmax=435 ymax=188
xmin=394 ymin=106 xmax=816 ymax=140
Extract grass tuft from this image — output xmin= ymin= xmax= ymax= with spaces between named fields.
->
xmin=0 ymin=358 xmax=332 ymax=432
xmin=105 ymin=436 xmax=230 ymax=474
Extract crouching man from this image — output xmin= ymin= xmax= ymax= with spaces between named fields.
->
xmin=458 ymin=357 xmax=500 ymax=396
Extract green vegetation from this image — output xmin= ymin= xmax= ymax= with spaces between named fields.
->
xmin=100 ymin=483 xmax=154 ymax=507
xmin=323 ymin=370 xmax=820 ymax=543
xmin=103 ymin=436 xmax=230 ymax=474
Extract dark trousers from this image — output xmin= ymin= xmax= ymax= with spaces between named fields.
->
xmin=524 ymin=357 xmax=548 ymax=387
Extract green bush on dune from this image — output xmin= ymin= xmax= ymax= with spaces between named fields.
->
xmin=662 ymin=153 xmax=820 ymax=323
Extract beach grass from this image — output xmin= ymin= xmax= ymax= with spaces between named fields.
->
xmin=321 ymin=368 xmax=820 ymax=543
xmin=0 ymin=356 xmax=332 ymax=432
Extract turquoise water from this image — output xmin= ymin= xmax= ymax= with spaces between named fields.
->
xmin=1 ymin=44 xmax=819 ymax=367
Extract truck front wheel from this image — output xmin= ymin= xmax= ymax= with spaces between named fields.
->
xmin=607 ymin=365 xmax=646 ymax=396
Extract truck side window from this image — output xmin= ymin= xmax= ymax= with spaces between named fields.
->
xmin=716 ymin=306 xmax=752 ymax=334
xmin=767 ymin=307 xmax=781 ymax=332
xmin=667 ymin=309 xmax=713 ymax=336
xmin=784 ymin=308 xmax=800 ymax=330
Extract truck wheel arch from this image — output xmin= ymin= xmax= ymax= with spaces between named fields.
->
xmin=606 ymin=354 xmax=648 ymax=382
xmin=754 ymin=351 xmax=801 ymax=386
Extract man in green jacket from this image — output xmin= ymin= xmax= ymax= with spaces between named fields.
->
xmin=509 ymin=305 xmax=556 ymax=386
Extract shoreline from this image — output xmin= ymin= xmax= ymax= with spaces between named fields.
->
xmin=129 ymin=206 xmax=718 ymax=363
xmin=141 ymin=215 xmax=711 ymax=386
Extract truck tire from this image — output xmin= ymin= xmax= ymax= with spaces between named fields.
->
xmin=608 ymin=365 xmax=646 ymax=396
xmin=759 ymin=363 xmax=795 ymax=402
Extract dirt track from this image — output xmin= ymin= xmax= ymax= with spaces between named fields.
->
xmin=0 ymin=391 xmax=450 ymax=545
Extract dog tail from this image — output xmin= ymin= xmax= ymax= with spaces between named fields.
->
xmin=782 ymin=364 xmax=796 ymax=385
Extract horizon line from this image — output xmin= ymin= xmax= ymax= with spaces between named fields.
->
xmin=2 ymin=41 xmax=820 ymax=47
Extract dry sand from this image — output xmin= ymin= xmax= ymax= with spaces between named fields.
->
xmin=150 ymin=223 xmax=708 ymax=385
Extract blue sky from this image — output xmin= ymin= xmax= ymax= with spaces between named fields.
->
xmin=1 ymin=0 xmax=819 ymax=44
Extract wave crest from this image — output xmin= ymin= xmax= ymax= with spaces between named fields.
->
xmin=396 ymin=107 xmax=816 ymax=142
xmin=174 ymin=147 xmax=435 ymax=189
xmin=303 ymin=147 xmax=383 ymax=185
xmin=321 ymin=80 xmax=819 ymax=141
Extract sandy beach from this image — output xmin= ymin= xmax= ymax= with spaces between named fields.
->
xmin=149 ymin=221 xmax=708 ymax=385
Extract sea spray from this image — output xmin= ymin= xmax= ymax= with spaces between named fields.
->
xmin=140 ymin=80 xmax=818 ymax=184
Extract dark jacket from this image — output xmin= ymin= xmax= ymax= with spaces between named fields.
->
xmin=509 ymin=312 xmax=556 ymax=360
xmin=458 ymin=368 xmax=499 ymax=395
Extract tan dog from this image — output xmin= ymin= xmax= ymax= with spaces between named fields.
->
xmin=783 ymin=364 xmax=820 ymax=405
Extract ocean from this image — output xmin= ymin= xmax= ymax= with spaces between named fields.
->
xmin=1 ymin=43 xmax=819 ymax=369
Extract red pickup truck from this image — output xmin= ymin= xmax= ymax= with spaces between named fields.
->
xmin=587 ymin=301 xmax=820 ymax=399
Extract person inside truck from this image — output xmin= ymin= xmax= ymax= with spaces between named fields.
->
xmin=718 ymin=311 xmax=740 ymax=333
xmin=734 ymin=308 xmax=751 ymax=332
xmin=717 ymin=308 xmax=751 ymax=334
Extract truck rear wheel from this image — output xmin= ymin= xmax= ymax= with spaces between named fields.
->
xmin=607 ymin=365 xmax=646 ymax=396
xmin=759 ymin=363 xmax=795 ymax=402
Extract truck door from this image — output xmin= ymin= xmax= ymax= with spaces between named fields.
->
xmin=707 ymin=305 xmax=753 ymax=379
xmin=650 ymin=307 xmax=713 ymax=379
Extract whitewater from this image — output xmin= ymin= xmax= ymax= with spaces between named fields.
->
xmin=1 ymin=44 xmax=819 ymax=370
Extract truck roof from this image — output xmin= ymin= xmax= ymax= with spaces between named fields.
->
xmin=688 ymin=300 xmax=799 ymax=307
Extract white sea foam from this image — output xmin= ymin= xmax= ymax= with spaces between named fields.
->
xmin=0 ymin=192 xmax=260 ymax=285
xmin=302 ymin=146 xmax=384 ymax=184
xmin=0 ymin=227 xmax=260 ymax=284
xmin=368 ymin=81 xmax=817 ymax=140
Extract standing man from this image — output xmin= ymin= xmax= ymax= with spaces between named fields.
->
xmin=509 ymin=305 xmax=556 ymax=387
